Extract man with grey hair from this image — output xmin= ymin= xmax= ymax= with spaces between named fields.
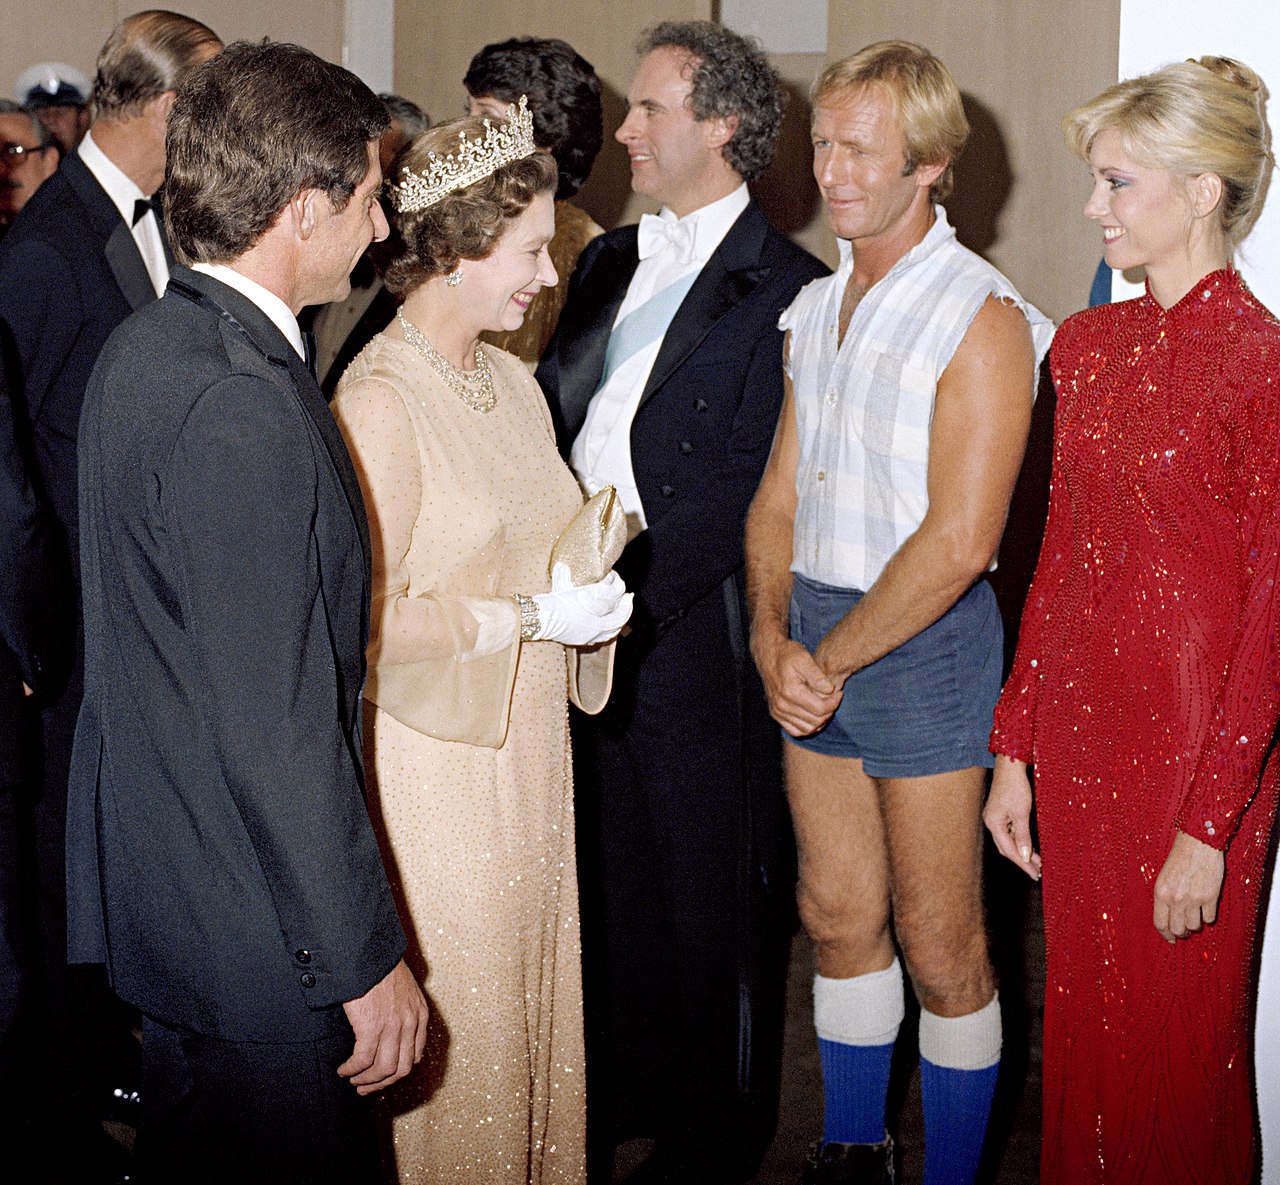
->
xmin=0 ymin=101 xmax=57 ymax=234
xmin=538 ymin=19 xmax=827 ymax=1183
xmin=0 ymin=10 xmax=220 ymax=1174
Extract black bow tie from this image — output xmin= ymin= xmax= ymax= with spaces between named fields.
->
xmin=132 ymin=196 xmax=161 ymax=226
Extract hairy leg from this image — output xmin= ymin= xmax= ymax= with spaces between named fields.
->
xmin=786 ymin=744 xmax=892 ymax=977
xmin=880 ymin=766 xmax=993 ymax=1016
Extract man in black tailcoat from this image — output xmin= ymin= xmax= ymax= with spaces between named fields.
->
xmin=68 ymin=41 xmax=428 ymax=1184
xmin=0 ymin=362 xmax=64 ymax=1144
xmin=537 ymin=20 xmax=828 ymax=1183
xmin=0 ymin=12 xmax=221 ymax=1173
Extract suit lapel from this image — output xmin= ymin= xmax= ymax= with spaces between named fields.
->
xmin=62 ymin=152 xmax=156 ymax=311
xmin=103 ymin=223 xmax=156 ymax=310
xmin=640 ymin=202 xmax=772 ymax=408
xmin=558 ymin=230 xmax=638 ymax=439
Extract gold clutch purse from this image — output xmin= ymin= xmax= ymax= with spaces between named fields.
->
xmin=549 ymin=485 xmax=628 ymax=586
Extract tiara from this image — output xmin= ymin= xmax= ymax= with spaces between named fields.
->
xmin=389 ymin=95 xmax=537 ymax=213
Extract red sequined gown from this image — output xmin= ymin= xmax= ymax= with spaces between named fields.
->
xmin=991 ymin=270 xmax=1280 ymax=1185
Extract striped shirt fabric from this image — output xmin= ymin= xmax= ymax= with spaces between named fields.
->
xmin=781 ymin=206 xmax=1054 ymax=590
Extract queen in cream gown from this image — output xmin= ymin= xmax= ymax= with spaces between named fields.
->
xmin=331 ymin=110 xmax=627 ymax=1185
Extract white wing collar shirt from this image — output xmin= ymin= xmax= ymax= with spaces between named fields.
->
xmin=78 ymin=130 xmax=170 ymax=299
xmin=569 ymin=183 xmax=750 ymax=538
xmin=781 ymin=204 xmax=1054 ymax=590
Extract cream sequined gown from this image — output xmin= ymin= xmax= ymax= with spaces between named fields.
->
xmin=334 ymin=335 xmax=601 ymax=1184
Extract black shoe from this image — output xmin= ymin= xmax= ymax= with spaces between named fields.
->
xmin=799 ymin=1135 xmax=895 ymax=1185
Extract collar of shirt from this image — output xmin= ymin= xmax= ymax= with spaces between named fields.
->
xmin=77 ymin=130 xmax=148 ymax=226
xmin=640 ymin=183 xmax=750 ymax=267
xmin=836 ymin=203 xmax=956 ymax=288
xmin=190 ymin=262 xmax=306 ymax=361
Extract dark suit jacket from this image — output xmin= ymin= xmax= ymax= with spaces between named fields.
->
xmin=0 ymin=149 xmax=159 ymax=559
xmin=67 ymin=267 xmax=404 ymax=1042
xmin=537 ymin=199 xmax=828 ymax=639
xmin=0 ymin=368 xmax=64 ymax=786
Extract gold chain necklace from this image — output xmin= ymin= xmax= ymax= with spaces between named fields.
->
xmin=396 ymin=309 xmax=497 ymax=413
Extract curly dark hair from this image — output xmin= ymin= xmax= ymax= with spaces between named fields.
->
xmin=638 ymin=20 xmax=785 ymax=183
xmin=463 ymin=37 xmax=603 ymax=200
xmin=383 ymin=116 xmax=558 ymax=296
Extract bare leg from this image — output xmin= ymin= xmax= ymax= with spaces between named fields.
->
xmin=785 ymin=743 xmax=893 ymax=978
xmin=880 ymin=766 xmax=994 ymax=1016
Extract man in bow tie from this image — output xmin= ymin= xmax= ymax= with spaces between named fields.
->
xmin=537 ymin=20 xmax=827 ymax=1183
xmin=0 ymin=10 xmax=221 ymax=1174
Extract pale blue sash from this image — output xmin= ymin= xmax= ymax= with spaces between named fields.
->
xmin=595 ymin=271 xmax=699 ymax=395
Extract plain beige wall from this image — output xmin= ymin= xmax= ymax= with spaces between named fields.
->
xmin=0 ymin=0 xmax=343 ymax=114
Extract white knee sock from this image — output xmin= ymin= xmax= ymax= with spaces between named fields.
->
xmin=813 ymin=957 xmax=905 ymax=1045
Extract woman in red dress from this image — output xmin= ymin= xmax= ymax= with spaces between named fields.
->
xmin=985 ymin=57 xmax=1280 ymax=1184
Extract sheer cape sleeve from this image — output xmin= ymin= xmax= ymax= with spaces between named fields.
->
xmin=333 ymin=371 xmax=522 ymax=748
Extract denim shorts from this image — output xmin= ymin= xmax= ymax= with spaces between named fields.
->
xmin=785 ymin=573 xmax=1002 ymax=778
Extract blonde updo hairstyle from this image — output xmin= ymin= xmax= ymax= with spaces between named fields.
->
xmin=811 ymin=41 xmax=969 ymax=203
xmin=383 ymin=114 xmax=558 ymax=297
xmin=1062 ymin=56 xmax=1273 ymax=251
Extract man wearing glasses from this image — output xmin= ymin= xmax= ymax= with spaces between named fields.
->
xmin=0 ymin=101 xmax=57 ymax=236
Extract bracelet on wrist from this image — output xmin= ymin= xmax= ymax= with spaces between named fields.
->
xmin=515 ymin=593 xmax=540 ymax=642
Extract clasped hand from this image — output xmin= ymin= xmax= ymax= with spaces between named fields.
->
xmin=340 ymin=958 xmax=430 ymax=1095
xmin=754 ymin=635 xmax=842 ymax=737
xmin=532 ymin=562 xmax=632 ymax=647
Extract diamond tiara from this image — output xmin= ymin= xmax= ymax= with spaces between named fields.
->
xmin=388 ymin=95 xmax=537 ymax=214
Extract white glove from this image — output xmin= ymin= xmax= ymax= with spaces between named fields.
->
xmin=532 ymin=563 xmax=633 ymax=646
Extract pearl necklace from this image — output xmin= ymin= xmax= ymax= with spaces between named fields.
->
xmin=396 ymin=309 xmax=497 ymax=413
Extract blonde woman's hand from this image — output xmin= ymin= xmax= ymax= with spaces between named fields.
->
xmin=983 ymin=754 xmax=1041 ymax=881
xmin=1153 ymin=830 xmax=1224 ymax=943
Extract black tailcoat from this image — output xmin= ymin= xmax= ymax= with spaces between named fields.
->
xmin=537 ymin=200 xmax=828 ymax=1166
xmin=0 ymin=146 xmax=161 ymax=1135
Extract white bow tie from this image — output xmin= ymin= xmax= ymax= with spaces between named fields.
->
xmin=638 ymin=213 xmax=697 ymax=265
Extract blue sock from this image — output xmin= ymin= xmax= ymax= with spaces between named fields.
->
xmin=919 ymin=996 xmax=1001 ymax=1185
xmin=819 ymin=1037 xmax=895 ymax=1144
xmin=813 ymin=961 xmax=904 ymax=1146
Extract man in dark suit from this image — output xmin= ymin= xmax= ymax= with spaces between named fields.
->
xmin=68 ymin=41 xmax=429 ymax=1184
xmin=0 ymin=11 xmax=221 ymax=1172
xmin=0 ymin=362 xmax=65 ymax=1142
xmin=537 ymin=21 xmax=828 ymax=1183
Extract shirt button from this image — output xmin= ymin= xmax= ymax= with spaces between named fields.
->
xmin=295 ymin=949 xmax=312 ymax=965
xmin=826 ymin=390 xmax=837 ymax=405
xmin=816 ymin=471 xmax=825 ymax=482
xmin=300 ymin=972 xmax=316 ymax=988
